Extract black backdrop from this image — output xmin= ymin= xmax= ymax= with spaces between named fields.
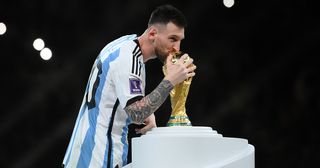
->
xmin=0 ymin=0 xmax=319 ymax=167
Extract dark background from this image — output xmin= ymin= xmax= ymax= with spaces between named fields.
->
xmin=0 ymin=0 xmax=319 ymax=167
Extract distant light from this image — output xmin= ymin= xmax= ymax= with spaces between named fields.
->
xmin=33 ymin=38 xmax=45 ymax=51
xmin=40 ymin=47 xmax=52 ymax=60
xmin=0 ymin=22 xmax=7 ymax=35
xmin=223 ymin=0 xmax=234 ymax=8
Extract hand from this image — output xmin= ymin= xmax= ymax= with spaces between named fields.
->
xmin=164 ymin=53 xmax=196 ymax=86
xmin=135 ymin=113 xmax=157 ymax=135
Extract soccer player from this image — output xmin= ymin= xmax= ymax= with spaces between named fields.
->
xmin=62 ymin=4 xmax=196 ymax=168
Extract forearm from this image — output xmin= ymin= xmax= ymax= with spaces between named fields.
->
xmin=124 ymin=79 xmax=173 ymax=124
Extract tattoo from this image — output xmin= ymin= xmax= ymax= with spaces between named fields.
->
xmin=124 ymin=79 xmax=173 ymax=124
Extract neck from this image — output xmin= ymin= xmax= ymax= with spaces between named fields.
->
xmin=137 ymin=31 xmax=157 ymax=62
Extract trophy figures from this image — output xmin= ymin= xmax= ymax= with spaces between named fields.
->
xmin=163 ymin=51 xmax=193 ymax=126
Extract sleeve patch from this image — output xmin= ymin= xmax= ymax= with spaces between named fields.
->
xmin=129 ymin=78 xmax=142 ymax=94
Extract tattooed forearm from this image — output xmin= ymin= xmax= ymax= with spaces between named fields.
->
xmin=124 ymin=79 xmax=173 ymax=124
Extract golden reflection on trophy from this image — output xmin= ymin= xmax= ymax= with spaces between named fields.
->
xmin=163 ymin=51 xmax=194 ymax=126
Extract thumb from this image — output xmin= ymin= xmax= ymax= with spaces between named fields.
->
xmin=166 ymin=53 xmax=173 ymax=65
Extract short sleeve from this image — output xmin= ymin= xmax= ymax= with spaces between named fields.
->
xmin=112 ymin=57 xmax=144 ymax=109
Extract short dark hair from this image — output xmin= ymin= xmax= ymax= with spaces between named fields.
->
xmin=148 ymin=4 xmax=187 ymax=28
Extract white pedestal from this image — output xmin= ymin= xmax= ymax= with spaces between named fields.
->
xmin=124 ymin=126 xmax=254 ymax=168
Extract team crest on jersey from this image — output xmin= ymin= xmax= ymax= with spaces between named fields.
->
xmin=129 ymin=78 xmax=142 ymax=94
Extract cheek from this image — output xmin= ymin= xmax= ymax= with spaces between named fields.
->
xmin=157 ymin=37 xmax=172 ymax=48
xmin=162 ymin=42 xmax=174 ymax=52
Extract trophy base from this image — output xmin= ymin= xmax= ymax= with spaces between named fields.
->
xmin=167 ymin=115 xmax=192 ymax=126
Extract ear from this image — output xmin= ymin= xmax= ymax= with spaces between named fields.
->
xmin=148 ymin=26 xmax=157 ymax=41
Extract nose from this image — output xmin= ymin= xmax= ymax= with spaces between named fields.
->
xmin=172 ymin=42 xmax=181 ymax=52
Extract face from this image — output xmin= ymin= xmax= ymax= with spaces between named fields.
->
xmin=151 ymin=22 xmax=185 ymax=63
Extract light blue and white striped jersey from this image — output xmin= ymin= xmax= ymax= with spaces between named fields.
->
xmin=63 ymin=34 xmax=145 ymax=168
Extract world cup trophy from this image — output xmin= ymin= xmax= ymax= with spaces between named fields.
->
xmin=163 ymin=51 xmax=193 ymax=126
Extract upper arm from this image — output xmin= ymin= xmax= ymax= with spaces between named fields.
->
xmin=112 ymin=50 xmax=145 ymax=109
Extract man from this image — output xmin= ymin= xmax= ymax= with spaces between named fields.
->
xmin=62 ymin=4 xmax=196 ymax=168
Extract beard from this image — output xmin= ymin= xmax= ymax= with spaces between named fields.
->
xmin=154 ymin=47 xmax=169 ymax=64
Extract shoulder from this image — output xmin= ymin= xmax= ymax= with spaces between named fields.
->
xmin=100 ymin=34 xmax=138 ymax=60
xmin=98 ymin=35 xmax=140 ymax=70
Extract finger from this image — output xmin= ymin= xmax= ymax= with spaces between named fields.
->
xmin=136 ymin=127 xmax=148 ymax=135
xmin=184 ymin=57 xmax=194 ymax=67
xmin=187 ymin=72 xmax=196 ymax=78
xmin=188 ymin=64 xmax=197 ymax=72
xmin=135 ymin=128 xmax=143 ymax=134
xmin=178 ymin=54 xmax=189 ymax=64
xmin=166 ymin=53 xmax=173 ymax=65
xmin=143 ymin=123 xmax=156 ymax=131
xmin=136 ymin=123 xmax=156 ymax=134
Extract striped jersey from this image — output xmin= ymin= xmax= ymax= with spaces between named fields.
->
xmin=63 ymin=34 xmax=145 ymax=168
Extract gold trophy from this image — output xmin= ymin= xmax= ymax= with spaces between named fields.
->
xmin=163 ymin=51 xmax=193 ymax=126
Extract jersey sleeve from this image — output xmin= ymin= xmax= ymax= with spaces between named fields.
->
xmin=112 ymin=53 xmax=144 ymax=109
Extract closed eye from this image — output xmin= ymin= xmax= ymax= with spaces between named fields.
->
xmin=169 ymin=37 xmax=178 ymax=42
